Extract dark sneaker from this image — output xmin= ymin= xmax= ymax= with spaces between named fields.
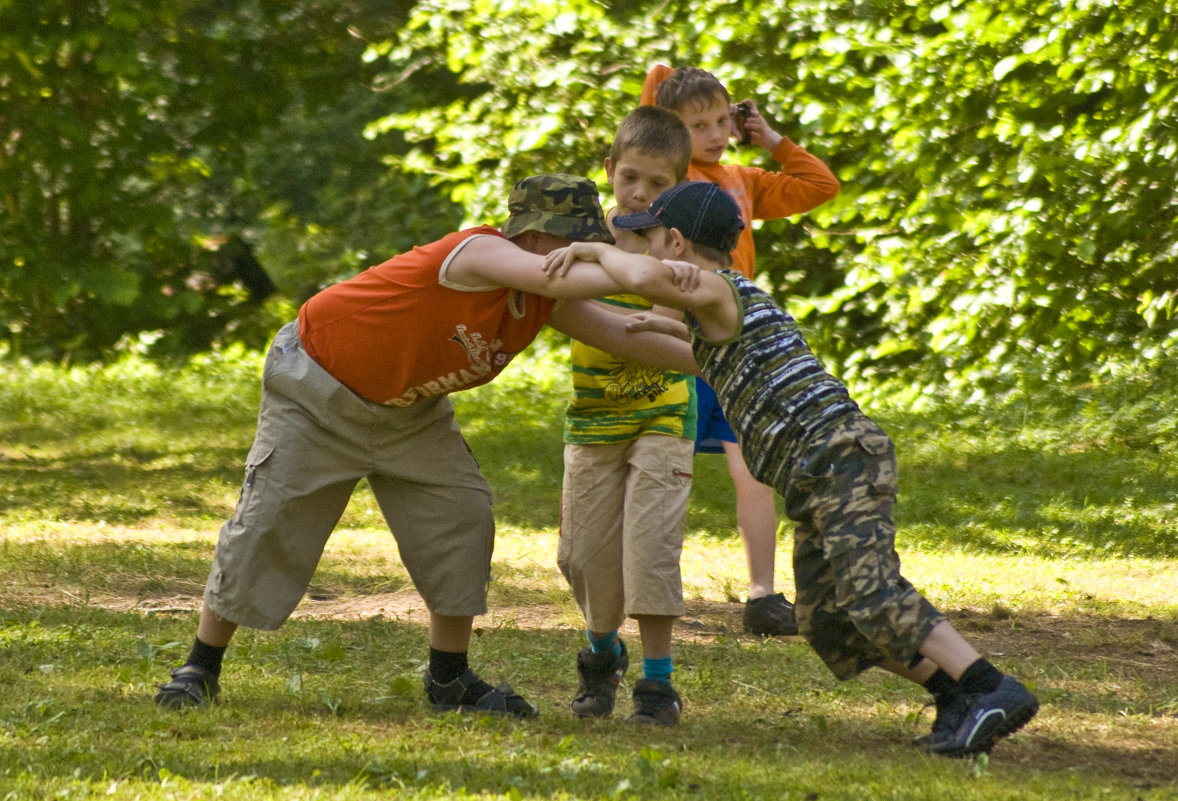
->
xmin=154 ymin=664 xmax=220 ymax=709
xmin=571 ymin=640 xmax=629 ymax=718
xmin=743 ymin=592 xmax=799 ymax=636
xmin=928 ymin=675 xmax=1039 ymax=757
xmin=424 ymin=667 xmax=539 ymax=718
xmin=913 ymin=692 xmax=968 ymax=750
xmin=626 ymin=678 xmax=682 ymax=726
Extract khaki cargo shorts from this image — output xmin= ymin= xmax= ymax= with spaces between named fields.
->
xmin=558 ymin=434 xmax=693 ymax=632
xmin=205 ymin=321 xmax=496 ymax=630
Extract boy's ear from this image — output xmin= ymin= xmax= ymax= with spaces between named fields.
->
xmin=603 ymin=157 xmax=615 ymax=184
xmin=666 ymin=227 xmax=691 ymax=257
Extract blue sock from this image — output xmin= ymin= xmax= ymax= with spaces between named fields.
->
xmin=643 ymin=656 xmax=673 ymax=684
xmin=587 ymin=630 xmax=622 ymax=657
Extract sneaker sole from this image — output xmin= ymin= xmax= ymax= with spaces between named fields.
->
xmin=431 ymin=702 xmax=539 ymax=719
xmin=991 ymin=697 xmax=1039 ymax=742
xmin=570 ymin=701 xmax=614 ymax=718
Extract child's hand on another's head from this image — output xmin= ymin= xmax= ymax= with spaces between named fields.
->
xmin=662 ymin=259 xmax=701 ymax=292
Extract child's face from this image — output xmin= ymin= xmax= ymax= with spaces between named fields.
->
xmin=676 ymin=95 xmax=733 ymax=164
xmin=605 ymin=150 xmax=680 ymax=215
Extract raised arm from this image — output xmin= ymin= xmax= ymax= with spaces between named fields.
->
xmin=543 ymin=243 xmax=716 ymax=310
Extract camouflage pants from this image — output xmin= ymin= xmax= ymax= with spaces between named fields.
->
xmin=783 ymin=416 xmax=945 ymax=680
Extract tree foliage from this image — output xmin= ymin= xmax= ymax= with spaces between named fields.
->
xmin=784 ymin=0 xmax=1178 ymax=388
xmin=369 ymin=0 xmax=1178 ymax=388
xmin=0 ymin=0 xmax=456 ymax=360
xmin=2 ymin=0 xmax=1175 ymax=388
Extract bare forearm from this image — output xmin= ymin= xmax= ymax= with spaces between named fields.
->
xmin=595 ymin=250 xmax=681 ymax=305
xmin=598 ymin=329 xmax=699 ymax=375
xmin=549 ymin=299 xmax=700 ymax=376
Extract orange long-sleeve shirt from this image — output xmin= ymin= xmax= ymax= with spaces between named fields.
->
xmin=641 ymin=64 xmax=840 ymax=277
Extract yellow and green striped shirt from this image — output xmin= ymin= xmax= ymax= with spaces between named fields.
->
xmin=564 ymin=294 xmax=697 ymax=444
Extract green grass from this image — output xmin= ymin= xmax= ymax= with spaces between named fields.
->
xmin=1 ymin=347 xmax=1177 ymax=800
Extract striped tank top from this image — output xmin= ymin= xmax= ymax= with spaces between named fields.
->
xmin=688 ymin=271 xmax=862 ymax=491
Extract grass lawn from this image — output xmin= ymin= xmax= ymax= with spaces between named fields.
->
xmin=1 ymin=348 xmax=1176 ymax=800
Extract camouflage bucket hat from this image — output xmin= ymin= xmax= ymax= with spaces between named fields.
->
xmin=501 ymin=173 xmax=613 ymax=243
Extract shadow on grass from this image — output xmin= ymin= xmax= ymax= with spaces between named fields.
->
xmin=0 ymin=445 xmax=247 ymax=524
xmin=0 ymin=538 xmax=418 ymax=601
xmin=5 ymin=394 xmax=1175 ymax=559
xmin=2 ymin=607 xmax=1176 ymax=794
xmin=465 ymin=407 xmax=1178 ymax=559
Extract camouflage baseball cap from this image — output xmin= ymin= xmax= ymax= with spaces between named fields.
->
xmin=500 ymin=173 xmax=613 ymax=243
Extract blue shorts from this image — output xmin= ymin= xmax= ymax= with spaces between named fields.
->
xmin=694 ymin=378 xmax=736 ymax=454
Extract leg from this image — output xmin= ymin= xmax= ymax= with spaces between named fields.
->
xmin=196 ymin=602 xmax=239 ymax=647
xmin=721 ymin=441 xmax=798 ymax=637
xmin=723 ymin=440 xmax=779 ymax=601
xmin=913 ymin=621 xmax=1039 ymax=757
xmin=153 ymin=602 xmax=240 ymax=709
xmin=429 ymin=612 xmax=473 ymax=653
xmin=824 ymin=544 xmax=1037 ymax=756
xmin=365 ymin=399 xmax=536 ymax=718
xmin=622 ymin=436 xmax=690 ymax=727
xmin=695 ymin=379 xmax=784 ymax=611
xmin=558 ymin=442 xmax=630 ymax=635
xmin=634 ymin=614 xmax=673 ymax=661
xmin=158 ymin=325 xmax=363 ymax=708
xmin=878 ymin=655 xmax=937 ymax=684
xmin=915 ymin=620 xmax=983 ymax=681
xmin=629 ymin=614 xmax=681 ymax=727
xmin=790 ymin=419 xmax=1038 ymax=754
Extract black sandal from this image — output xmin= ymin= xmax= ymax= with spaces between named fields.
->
xmin=424 ymin=667 xmax=538 ymax=718
xmin=154 ymin=664 xmax=220 ymax=708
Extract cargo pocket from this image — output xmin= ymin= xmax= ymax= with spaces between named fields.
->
xmin=231 ymin=443 xmax=276 ymax=528
xmin=854 ymin=430 xmax=897 ymax=497
xmin=793 ymin=445 xmax=834 ymax=494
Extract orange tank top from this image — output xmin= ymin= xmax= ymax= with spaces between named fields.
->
xmin=298 ymin=227 xmax=557 ymax=406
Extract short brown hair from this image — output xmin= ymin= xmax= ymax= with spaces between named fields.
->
xmin=609 ymin=106 xmax=692 ymax=181
xmin=653 ymin=67 xmax=730 ymax=114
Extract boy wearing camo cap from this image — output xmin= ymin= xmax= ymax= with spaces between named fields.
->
xmin=154 ymin=174 xmax=699 ymax=718
xmin=544 ymin=181 xmax=1039 ymax=757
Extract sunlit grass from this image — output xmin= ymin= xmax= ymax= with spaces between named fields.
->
xmin=2 ymin=350 xmax=1177 ymax=799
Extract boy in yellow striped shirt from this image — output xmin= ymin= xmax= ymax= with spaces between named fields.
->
xmin=557 ymin=106 xmax=694 ymax=726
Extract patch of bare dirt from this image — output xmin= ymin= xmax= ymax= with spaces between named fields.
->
xmin=122 ymin=590 xmax=750 ymax=641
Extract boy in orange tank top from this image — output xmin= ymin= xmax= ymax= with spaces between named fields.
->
xmin=153 ymin=174 xmax=699 ymax=718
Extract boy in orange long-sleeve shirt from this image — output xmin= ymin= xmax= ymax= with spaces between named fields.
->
xmin=642 ymin=64 xmax=840 ymax=637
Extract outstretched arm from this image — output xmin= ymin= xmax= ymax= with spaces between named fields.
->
xmin=544 ymin=243 xmax=740 ymax=341
xmin=625 ymin=311 xmax=692 ymax=342
xmin=548 ymin=299 xmax=700 ymax=376
xmin=445 ymin=235 xmax=627 ymax=299
xmin=544 ymin=243 xmax=695 ymax=306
